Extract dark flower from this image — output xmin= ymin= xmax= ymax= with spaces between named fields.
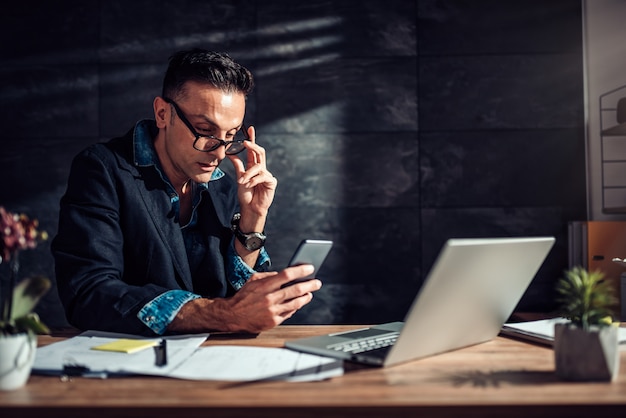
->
xmin=0 ymin=206 xmax=48 ymax=262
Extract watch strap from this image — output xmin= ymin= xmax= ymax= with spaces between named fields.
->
xmin=231 ymin=213 xmax=266 ymax=250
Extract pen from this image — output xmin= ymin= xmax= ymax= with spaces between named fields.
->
xmin=61 ymin=364 xmax=107 ymax=381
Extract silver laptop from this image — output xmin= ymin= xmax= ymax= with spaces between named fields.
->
xmin=286 ymin=236 xmax=555 ymax=367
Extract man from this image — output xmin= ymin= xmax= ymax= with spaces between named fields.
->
xmin=52 ymin=49 xmax=321 ymax=336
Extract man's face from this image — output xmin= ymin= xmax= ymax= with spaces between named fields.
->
xmin=159 ymin=81 xmax=246 ymax=186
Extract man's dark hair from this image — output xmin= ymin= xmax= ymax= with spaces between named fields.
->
xmin=162 ymin=49 xmax=254 ymax=99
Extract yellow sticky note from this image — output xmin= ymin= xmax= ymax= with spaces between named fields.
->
xmin=91 ymin=339 xmax=159 ymax=354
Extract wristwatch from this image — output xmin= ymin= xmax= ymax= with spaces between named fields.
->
xmin=231 ymin=213 xmax=266 ymax=251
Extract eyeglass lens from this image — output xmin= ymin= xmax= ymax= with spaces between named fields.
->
xmin=193 ymin=130 xmax=248 ymax=155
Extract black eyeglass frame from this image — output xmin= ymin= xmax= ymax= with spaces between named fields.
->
xmin=163 ymin=97 xmax=249 ymax=155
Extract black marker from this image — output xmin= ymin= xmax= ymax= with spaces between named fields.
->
xmin=154 ymin=339 xmax=168 ymax=367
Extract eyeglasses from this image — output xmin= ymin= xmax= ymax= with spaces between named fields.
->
xmin=163 ymin=97 xmax=249 ymax=155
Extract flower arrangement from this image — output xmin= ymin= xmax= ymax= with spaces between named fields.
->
xmin=555 ymin=266 xmax=618 ymax=331
xmin=0 ymin=206 xmax=50 ymax=336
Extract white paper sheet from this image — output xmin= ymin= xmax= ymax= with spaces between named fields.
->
xmin=33 ymin=331 xmax=208 ymax=377
xmin=164 ymin=345 xmax=343 ymax=382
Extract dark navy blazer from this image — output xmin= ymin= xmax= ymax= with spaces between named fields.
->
xmin=52 ymin=125 xmax=241 ymax=335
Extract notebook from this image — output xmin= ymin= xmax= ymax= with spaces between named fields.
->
xmin=500 ymin=317 xmax=626 ymax=346
xmin=285 ymin=236 xmax=555 ymax=367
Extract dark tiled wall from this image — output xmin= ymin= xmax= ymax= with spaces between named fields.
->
xmin=0 ymin=0 xmax=585 ymax=328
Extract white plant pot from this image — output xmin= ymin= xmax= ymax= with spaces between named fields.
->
xmin=554 ymin=323 xmax=620 ymax=382
xmin=0 ymin=332 xmax=37 ymax=391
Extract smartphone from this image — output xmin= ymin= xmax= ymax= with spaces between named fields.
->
xmin=281 ymin=239 xmax=333 ymax=288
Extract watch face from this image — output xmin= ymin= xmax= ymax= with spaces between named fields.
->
xmin=245 ymin=236 xmax=264 ymax=251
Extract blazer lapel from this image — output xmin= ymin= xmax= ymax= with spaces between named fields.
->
xmin=135 ymin=168 xmax=194 ymax=291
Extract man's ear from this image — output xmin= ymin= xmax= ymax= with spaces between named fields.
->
xmin=153 ymin=96 xmax=168 ymax=128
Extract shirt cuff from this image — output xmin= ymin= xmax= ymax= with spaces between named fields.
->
xmin=227 ymin=238 xmax=271 ymax=290
xmin=137 ymin=290 xmax=200 ymax=335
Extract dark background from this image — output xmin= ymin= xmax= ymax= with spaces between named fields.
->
xmin=0 ymin=0 xmax=586 ymax=329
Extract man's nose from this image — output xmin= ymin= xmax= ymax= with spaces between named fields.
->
xmin=213 ymin=142 xmax=227 ymax=159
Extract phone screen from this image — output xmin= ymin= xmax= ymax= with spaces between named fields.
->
xmin=282 ymin=239 xmax=333 ymax=287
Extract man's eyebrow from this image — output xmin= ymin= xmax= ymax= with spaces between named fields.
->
xmin=192 ymin=115 xmax=236 ymax=131
xmin=192 ymin=114 xmax=242 ymax=133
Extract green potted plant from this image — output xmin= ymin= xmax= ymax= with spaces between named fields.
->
xmin=0 ymin=206 xmax=50 ymax=391
xmin=553 ymin=266 xmax=620 ymax=381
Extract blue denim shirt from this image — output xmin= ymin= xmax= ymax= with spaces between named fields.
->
xmin=132 ymin=120 xmax=270 ymax=334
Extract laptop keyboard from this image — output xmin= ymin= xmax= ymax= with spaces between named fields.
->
xmin=327 ymin=333 xmax=398 ymax=354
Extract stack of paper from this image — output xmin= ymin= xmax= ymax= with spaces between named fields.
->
xmin=33 ymin=331 xmax=343 ymax=382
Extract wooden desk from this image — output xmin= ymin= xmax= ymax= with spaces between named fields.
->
xmin=1 ymin=325 xmax=625 ymax=418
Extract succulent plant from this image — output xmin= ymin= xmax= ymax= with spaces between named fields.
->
xmin=555 ymin=266 xmax=618 ymax=331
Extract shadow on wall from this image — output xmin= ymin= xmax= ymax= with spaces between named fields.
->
xmin=0 ymin=3 xmax=419 ymax=329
